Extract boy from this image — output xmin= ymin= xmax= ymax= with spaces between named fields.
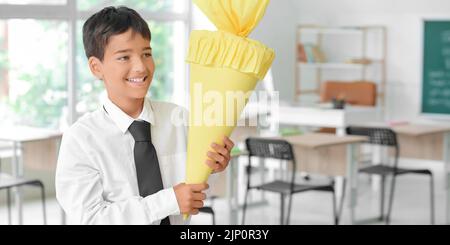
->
xmin=55 ymin=6 xmax=234 ymax=225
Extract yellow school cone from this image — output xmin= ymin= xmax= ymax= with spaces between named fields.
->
xmin=184 ymin=0 xmax=275 ymax=220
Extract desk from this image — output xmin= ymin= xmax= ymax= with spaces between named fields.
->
xmin=391 ymin=124 xmax=450 ymax=224
xmin=283 ymin=133 xmax=367 ymax=224
xmin=355 ymin=122 xmax=450 ymax=224
xmin=0 ymin=126 xmax=62 ymax=225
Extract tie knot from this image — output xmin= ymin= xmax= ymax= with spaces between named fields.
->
xmin=128 ymin=121 xmax=151 ymax=142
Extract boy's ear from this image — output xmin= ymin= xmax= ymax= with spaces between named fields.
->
xmin=88 ymin=57 xmax=104 ymax=80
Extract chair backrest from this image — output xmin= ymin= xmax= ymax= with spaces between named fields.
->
xmin=346 ymin=127 xmax=397 ymax=146
xmin=346 ymin=126 xmax=399 ymax=166
xmin=320 ymin=81 xmax=377 ymax=106
xmin=245 ymin=137 xmax=297 ymax=183
xmin=246 ymin=138 xmax=295 ymax=161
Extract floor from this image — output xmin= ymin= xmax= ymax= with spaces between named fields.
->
xmin=0 ymin=158 xmax=446 ymax=225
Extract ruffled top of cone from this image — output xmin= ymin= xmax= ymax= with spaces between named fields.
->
xmin=193 ymin=0 xmax=270 ymax=37
xmin=187 ymin=0 xmax=275 ymax=80
xmin=186 ymin=30 xmax=275 ymax=80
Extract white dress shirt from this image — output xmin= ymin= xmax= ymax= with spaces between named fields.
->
xmin=55 ymin=98 xmax=190 ymax=225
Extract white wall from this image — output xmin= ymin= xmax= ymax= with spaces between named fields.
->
xmin=293 ymin=0 xmax=450 ymax=120
xmin=251 ymin=1 xmax=298 ymax=102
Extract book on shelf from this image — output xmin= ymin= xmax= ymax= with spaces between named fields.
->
xmin=303 ymin=44 xmax=315 ymax=63
xmin=311 ymin=45 xmax=326 ymax=63
xmin=297 ymin=43 xmax=327 ymax=63
xmin=296 ymin=43 xmax=307 ymax=62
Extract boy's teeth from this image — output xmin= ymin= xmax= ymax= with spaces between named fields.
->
xmin=127 ymin=77 xmax=145 ymax=83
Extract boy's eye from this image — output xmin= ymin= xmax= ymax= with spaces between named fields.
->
xmin=144 ymin=53 xmax=152 ymax=58
xmin=118 ymin=56 xmax=129 ymax=61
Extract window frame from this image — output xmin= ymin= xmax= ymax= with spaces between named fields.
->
xmin=0 ymin=0 xmax=191 ymax=125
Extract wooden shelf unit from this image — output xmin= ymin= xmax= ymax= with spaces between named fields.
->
xmin=295 ymin=25 xmax=387 ymax=111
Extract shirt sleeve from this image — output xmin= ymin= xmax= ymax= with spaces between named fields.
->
xmin=55 ymin=130 xmax=180 ymax=225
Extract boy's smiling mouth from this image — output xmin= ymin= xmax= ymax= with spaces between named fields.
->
xmin=126 ymin=76 xmax=148 ymax=84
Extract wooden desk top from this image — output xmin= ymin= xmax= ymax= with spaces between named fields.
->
xmin=283 ymin=133 xmax=367 ymax=149
xmin=392 ymin=124 xmax=450 ymax=137
xmin=0 ymin=126 xmax=62 ymax=143
xmin=352 ymin=122 xmax=450 ymax=137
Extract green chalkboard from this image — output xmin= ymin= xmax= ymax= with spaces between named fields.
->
xmin=422 ymin=21 xmax=450 ymax=115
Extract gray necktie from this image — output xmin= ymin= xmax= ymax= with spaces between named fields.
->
xmin=128 ymin=120 xmax=170 ymax=225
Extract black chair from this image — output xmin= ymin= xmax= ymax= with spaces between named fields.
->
xmin=346 ymin=126 xmax=435 ymax=225
xmin=242 ymin=138 xmax=340 ymax=225
xmin=0 ymin=158 xmax=47 ymax=225
xmin=199 ymin=196 xmax=217 ymax=225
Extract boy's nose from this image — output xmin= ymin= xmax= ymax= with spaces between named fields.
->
xmin=132 ymin=58 xmax=146 ymax=73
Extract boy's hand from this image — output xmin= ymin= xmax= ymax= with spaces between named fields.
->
xmin=205 ymin=136 xmax=235 ymax=174
xmin=174 ymin=183 xmax=209 ymax=215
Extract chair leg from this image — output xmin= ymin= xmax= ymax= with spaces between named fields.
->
xmin=280 ymin=194 xmax=285 ymax=225
xmin=39 ymin=182 xmax=47 ymax=225
xmin=211 ymin=210 xmax=216 ymax=226
xmin=7 ymin=188 xmax=12 ymax=225
xmin=380 ymin=175 xmax=386 ymax=221
xmin=286 ymin=194 xmax=293 ymax=225
xmin=430 ymin=173 xmax=435 ymax=225
xmin=241 ymin=188 xmax=250 ymax=225
xmin=210 ymin=198 xmax=216 ymax=226
xmin=338 ymin=178 xmax=346 ymax=222
xmin=332 ymin=188 xmax=338 ymax=225
xmin=386 ymin=174 xmax=397 ymax=225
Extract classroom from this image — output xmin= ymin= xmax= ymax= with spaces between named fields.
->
xmin=0 ymin=0 xmax=449 ymax=227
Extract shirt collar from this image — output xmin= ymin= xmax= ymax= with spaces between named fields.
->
xmin=103 ymin=97 xmax=156 ymax=134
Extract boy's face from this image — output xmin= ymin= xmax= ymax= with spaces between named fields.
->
xmin=89 ymin=28 xmax=154 ymax=102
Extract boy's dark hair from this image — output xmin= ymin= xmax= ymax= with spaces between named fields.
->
xmin=82 ymin=6 xmax=151 ymax=61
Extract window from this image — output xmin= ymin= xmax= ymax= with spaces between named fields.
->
xmin=0 ymin=0 xmax=190 ymax=129
xmin=0 ymin=20 xmax=68 ymax=128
